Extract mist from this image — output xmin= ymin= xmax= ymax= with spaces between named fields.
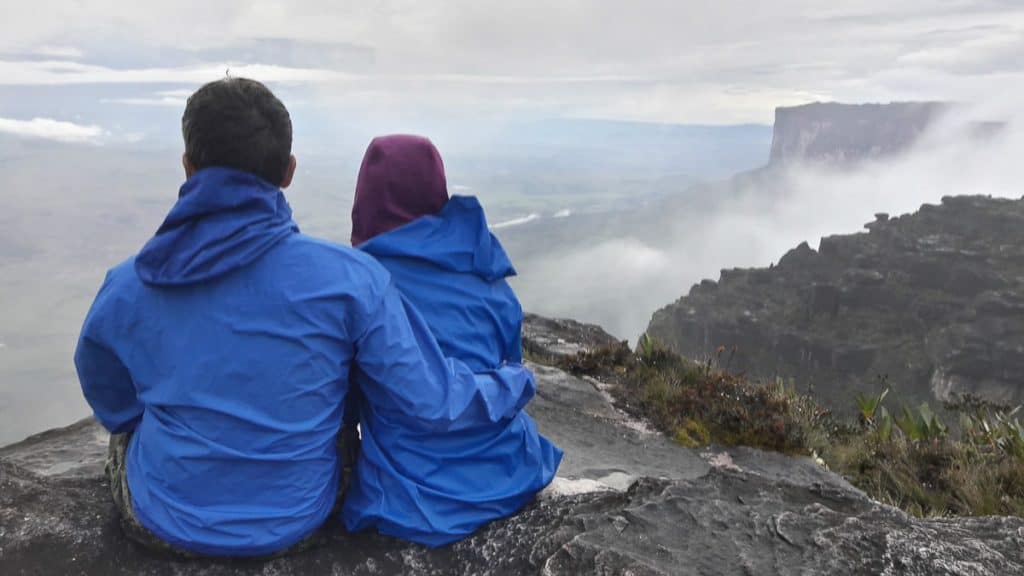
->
xmin=510 ymin=102 xmax=1024 ymax=342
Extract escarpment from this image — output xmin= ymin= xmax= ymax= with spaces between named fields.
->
xmin=648 ymin=195 xmax=1024 ymax=410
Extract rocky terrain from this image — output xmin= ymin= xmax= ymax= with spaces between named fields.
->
xmin=647 ymin=194 xmax=1024 ymax=410
xmin=3 ymin=315 xmax=1024 ymax=574
xmin=768 ymin=101 xmax=948 ymax=166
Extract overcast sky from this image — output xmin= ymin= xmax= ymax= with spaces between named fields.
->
xmin=1 ymin=1 xmax=1023 ymax=144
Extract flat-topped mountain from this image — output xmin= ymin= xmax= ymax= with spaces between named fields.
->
xmin=647 ymin=194 xmax=1024 ymax=410
xmin=768 ymin=102 xmax=948 ymax=166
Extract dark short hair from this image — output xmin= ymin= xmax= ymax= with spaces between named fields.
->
xmin=182 ymin=77 xmax=292 ymax=185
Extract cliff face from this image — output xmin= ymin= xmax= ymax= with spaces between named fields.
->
xmin=647 ymin=195 xmax=1024 ymax=410
xmin=4 ymin=316 xmax=1024 ymax=574
xmin=768 ymin=102 xmax=948 ymax=165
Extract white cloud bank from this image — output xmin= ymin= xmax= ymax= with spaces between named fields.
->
xmin=0 ymin=116 xmax=108 ymax=144
xmin=0 ymin=60 xmax=350 ymax=87
xmin=100 ymin=89 xmax=194 ymax=108
xmin=32 ymin=45 xmax=84 ymax=59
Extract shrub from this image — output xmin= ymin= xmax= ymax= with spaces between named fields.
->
xmin=558 ymin=341 xmax=1024 ymax=518
xmin=560 ymin=341 xmax=829 ymax=455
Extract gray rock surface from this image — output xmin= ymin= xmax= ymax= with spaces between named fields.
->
xmin=521 ymin=313 xmax=621 ymax=363
xmin=3 ymin=316 xmax=1024 ymax=574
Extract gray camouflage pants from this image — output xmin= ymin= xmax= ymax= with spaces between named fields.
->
xmin=106 ymin=427 xmax=357 ymax=558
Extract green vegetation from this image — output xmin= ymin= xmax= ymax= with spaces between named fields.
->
xmin=854 ymin=388 xmax=888 ymax=427
xmin=559 ymin=337 xmax=1024 ymax=518
xmin=564 ymin=339 xmax=829 ymax=454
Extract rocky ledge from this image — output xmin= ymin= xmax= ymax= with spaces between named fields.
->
xmin=648 ymin=195 xmax=1024 ymax=410
xmin=2 ymin=315 xmax=1023 ymax=574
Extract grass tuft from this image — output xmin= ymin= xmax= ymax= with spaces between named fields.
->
xmin=559 ymin=336 xmax=1024 ymax=518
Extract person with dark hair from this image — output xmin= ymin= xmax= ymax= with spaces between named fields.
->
xmin=343 ymin=135 xmax=561 ymax=546
xmin=180 ymin=76 xmax=295 ymax=186
xmin=74 ymin=78 xmax=540 ymax=557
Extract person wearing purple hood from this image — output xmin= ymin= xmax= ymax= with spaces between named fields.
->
xmin=342 ymin=135 xmax=562 ymax=546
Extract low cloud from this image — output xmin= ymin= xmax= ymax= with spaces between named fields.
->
xmin=0 ymin=59 xmax=351 ymax=86
xmin=512 ymin=238 xmax=672 ymax=341
xmin=101 ymin=89 xmax=193 ymax=108
xmin=32 ymin=45 xmax=84 ymax=59
xmin=0 ymin=116 xmax=108 ymax=144
xmin=0 ymin=58 xmax=639 ymax=88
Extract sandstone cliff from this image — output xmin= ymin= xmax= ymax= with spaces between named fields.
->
xmin=768 ymin=102 xmax=948 ymax=166
xmin=647 ymin=195 xmax=1024 ymax=410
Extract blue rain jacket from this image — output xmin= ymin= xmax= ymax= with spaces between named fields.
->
xmin=74 ymin=169 xmax=538 ymax=556
xmin=343 ymin=195 xmax=562 ymax=547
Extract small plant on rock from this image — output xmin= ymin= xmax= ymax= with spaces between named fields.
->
xmin=855 ymin=388 xmax=889 ymax=427
xmin=895 ymin=403 xmax=948 ymax=442
xmin=877 ymin=406 xmax=894 ymax=443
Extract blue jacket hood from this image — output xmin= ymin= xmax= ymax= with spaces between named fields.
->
xmin=357 ymin=195 xmax=515 ymax=282
xmin=135 ymin=167 xmax=298 ymax=286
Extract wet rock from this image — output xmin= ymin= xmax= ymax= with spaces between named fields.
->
xmin=841 ymin=268 xmax=885 ymax=287
xmin=521 ymin=313 xmax=621 ymax=363
xmin=778 ymin=241 xmax=818 ymax=270
xmin=809 ymin=284 xmax=841 ymax=319
xmin=548 ymin=473 xmax=1024 ymax=575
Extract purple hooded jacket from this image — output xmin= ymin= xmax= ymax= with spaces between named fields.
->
xmin=344 ymin=135 xmax=561 ymax=546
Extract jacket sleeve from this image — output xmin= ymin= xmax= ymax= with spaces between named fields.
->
xmin=507 ymin=329 xmax=523 ymax=364
xmin=507 ymin=297 xmax=524 ymax=364
xmin=74 ymin=273 xmax=143 ymax=434
xmin=354 ymin=281 xmax=535 ymax=432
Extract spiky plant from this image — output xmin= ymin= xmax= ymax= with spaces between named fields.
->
xmin=854 ymin=388 xmax=889 ymax=427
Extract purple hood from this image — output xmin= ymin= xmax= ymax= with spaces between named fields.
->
xmin=351 ymin=134 xmax=450 ymax=246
